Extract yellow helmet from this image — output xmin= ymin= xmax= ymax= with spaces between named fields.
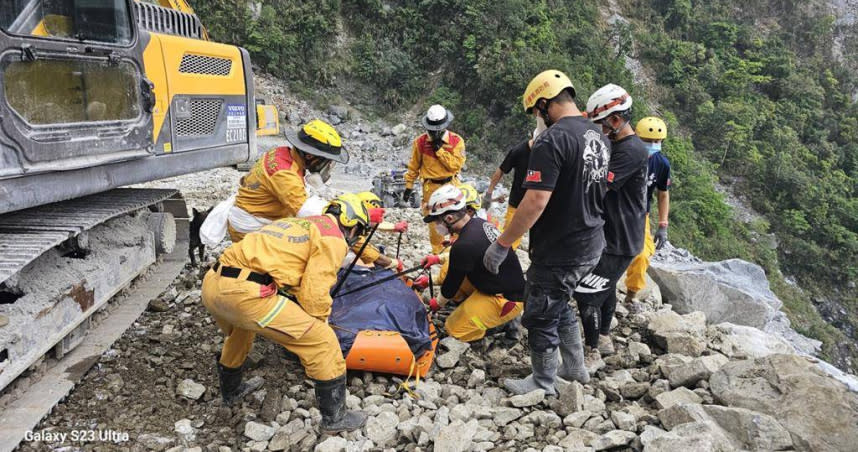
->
xmin=356 ymin=191 xmax=383 ymax=210
xmin=286 ymin=119 xmax=348 ymax=163
xmin=458 ymin=183 xmax=481 ymax=211
xmin=522 ymin=70 xmax=576 ymax=113
xmin=325 ymin=193 xmax=369 ymax=231
xmin=636 ymin=117 xmax=667 ymax=141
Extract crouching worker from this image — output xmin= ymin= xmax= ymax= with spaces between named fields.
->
xmin=201 ymin=193 xmax=370 ymax=433
xmin=420 ymin=184 xmax=524 ymax=342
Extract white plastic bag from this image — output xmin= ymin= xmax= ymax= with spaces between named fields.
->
xmin=199 ymin=195 xmax=234 ymax=247
xmin=297 ymin=195 xmax=328 ymax=218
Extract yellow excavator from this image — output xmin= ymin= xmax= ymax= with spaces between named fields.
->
xmin=0 ymin=0 xmax=279 ymax=400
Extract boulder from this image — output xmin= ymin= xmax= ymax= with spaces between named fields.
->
xmin=666 ymin=354 xmax=729 ymax=388
xmin=710 ymin=354 xmax=858 ymax=452
xmin=649 ymin=259 xmax=779 ymax=328
xmin=706 ymin=322 xmax=794 ymax=358
xmin=645 ymin=310 xmax=706 ymax=356
xmin=658 ymin=403 xmax=793 ymax=450
xmin=643 ymin=421 xmax=735 ymax=451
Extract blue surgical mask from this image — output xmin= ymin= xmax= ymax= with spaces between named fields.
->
xmin=646 ymin=142 xmax=662 ymax=155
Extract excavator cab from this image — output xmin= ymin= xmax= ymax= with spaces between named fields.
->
xmin=0 ymin=0 xmax=274 ymax=214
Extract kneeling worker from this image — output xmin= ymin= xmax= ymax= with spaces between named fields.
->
xmin=420 ymin=184 xmax=524 ymax=342
xmin=201 ymin=193 xmax=370 ymax=432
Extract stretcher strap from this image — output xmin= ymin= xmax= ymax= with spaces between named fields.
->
xmin=257 ymin=295 xmax=288 ymax=328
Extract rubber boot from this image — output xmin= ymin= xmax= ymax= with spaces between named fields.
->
xmin=216 ymin=360 xmax=256 ymax=405
xmin=598 ymin=334 xmax=615 ymax=356
xmin=314 ymin=375 xmax=368 ymax=433
xmin=557 ymin=325 xmax=590 ymax=384
xmin=503 ymin=348 xmax=559 ymax=396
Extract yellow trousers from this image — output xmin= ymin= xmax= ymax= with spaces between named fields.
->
xmin=445 ymin=279 xmax=524 ymax=342
xmin=502 ymin=206 xmax=522 ymax=250
xmin=423 ymin=180 xmax=455 ymax=253
xmin=201 ymin=268 xmax=345 ymax=380
xmin=624 ymin=214 xmax=655 ymax=294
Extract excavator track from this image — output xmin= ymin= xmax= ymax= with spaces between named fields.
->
xmin=0 ymin=188 xmax=191 ymax=451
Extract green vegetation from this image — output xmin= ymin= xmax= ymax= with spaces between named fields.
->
xmin=192 ymin=0 xmax=857 ymax=367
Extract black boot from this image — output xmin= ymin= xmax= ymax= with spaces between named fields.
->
xmin=216 ymin=359 xmax=256 ymax=405
xmin=314 ymin=375 xmax=367 ymax=433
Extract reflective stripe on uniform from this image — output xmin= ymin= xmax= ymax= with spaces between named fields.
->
xmin=470 ymin=315 xmax=488 ymax=331
xmin=257 ymin=295 xmax=288 ymax=327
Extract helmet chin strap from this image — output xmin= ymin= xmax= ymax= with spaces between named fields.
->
xmin=537 ymin=101 xmax=553 ymax=128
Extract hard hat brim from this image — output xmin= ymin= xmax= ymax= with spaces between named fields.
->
xmin=285 ymin=129 xmax=349 ymax=164
xmin=421 ymin=111 xmax=454 ymax=131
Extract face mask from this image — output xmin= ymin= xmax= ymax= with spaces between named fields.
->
xmin=533 ymin=115 xmax=547 ymax=139
xmin=433 ymin=222 xmax=449 ymax=237
xmin=305 ymin=172 xmax=326 ymax=190
xmin=646 ymin=142 xmax=662 ymax=155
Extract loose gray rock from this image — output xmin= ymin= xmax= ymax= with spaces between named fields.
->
xmin=509 ymin=389 xmax=545 ymax=407
xmin=492 ymin=407 xmax=523 ymax=426
xmin=137 ymin=433 xmax=174 ymax=451
xmin=243 ymin=421 xmax=275 ymax=442
xmin=654 ymin=387 xmax=703 ymax=410
xmin=176 ymin=379 xmax=206 ymax=400
xmin=610 ymin=411 xmax=636 ymax=431
xmin=657 ymin=403 xmax=793 ymax=450
xmin=552 ymin=380 xmax=584 ymax=416
xmin=667 ymin=354 xmax=729 ymax=388
xmin=434 ymin=419 xmax=479 ymax=452
xmin=314 ymin=436 xmax=347 ymax=452
xmin=174 ymin=419 xmax=196 ymax=443
xmin=365 ymin=411 xmax=400 ymax=447
xmin=467 ymin=369 xmax=486 ymax=388
xmin=591 ymin=430 xmax=636 ymax=451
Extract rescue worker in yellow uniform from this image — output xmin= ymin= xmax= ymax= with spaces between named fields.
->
xmin=404 ymin=105 xmax=466 ymax=253
xmin=419 ymin=185 xmax=524 ymax=342
xmin=349 ymin=191 xmax=408 ymax=271
xmin=227 ymin=119 xmax=347 ymax=242
xmin=624 ymin=117 xmax=671 ymax=302
xmin=202 ymin=193 xmax=370 ymax=433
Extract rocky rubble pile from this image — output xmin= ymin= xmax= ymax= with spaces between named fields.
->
xmin=19 ymin=206 xmax=858 ymax=452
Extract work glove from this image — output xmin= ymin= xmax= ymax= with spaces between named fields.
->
xmin=481 ymin=194 xmax=492 ymax=210
xmin=654 ymin=224 xmax=668 ymax=250
xmin=421 ymin=254 xmax=442 ymax=269
xmin=403 ymin=188 xmax=413 ymax=202
xmin=384 ymin=258 xmax=404 ymax=273
xmin=483 ymin=240 xmax=510 ymax=275
xmin=393 ymin=221 xmax=409 ymax=233
xmin=368 ymin=207 xmax=385 ymax=224
xmin=425 ymin=297 xmax=441 ymax=312
xmin=412 ymin=275 xmax=430 ymax=291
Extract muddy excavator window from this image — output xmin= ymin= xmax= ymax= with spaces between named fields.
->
xmin=4 ymin=58 xmax=141 ymax=125
xmin=0 ymin=0 xmax=132 ymax=45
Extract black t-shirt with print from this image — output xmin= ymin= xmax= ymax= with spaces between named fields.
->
xmin=603 ymin=135 xmax=648 ymax=256
xmin=646 ymin=151 xmax=672 ymax=212
xmin=499 ymin=140 xmax=530 ymax=208
xmin=523 ymin=116 xmax=611 ymax=265
xmin=442 ymin=217 xmax=525 ymax=301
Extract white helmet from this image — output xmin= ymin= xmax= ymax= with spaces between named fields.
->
xmin=423 ymin=184 xmax=467 ymax=223
xmin=586 ymin=84 xmax=632 ymax=122
xmin=422 ymin=104 xmax=454 ymax=131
